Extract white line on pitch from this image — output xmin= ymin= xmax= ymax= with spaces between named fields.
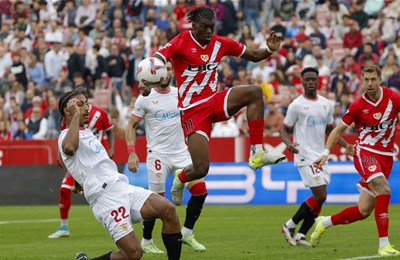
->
xmin=0 ymin=219 xmax=60 ymax=225
xmin=338 ymin=255 xmax=381 ymax=260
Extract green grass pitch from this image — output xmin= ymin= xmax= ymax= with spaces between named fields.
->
xmin=1 ymin=204 xmax=399 ymax=259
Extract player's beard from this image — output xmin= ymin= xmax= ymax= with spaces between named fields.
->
xmin=160 ymin=77 xmax=172 ymax=88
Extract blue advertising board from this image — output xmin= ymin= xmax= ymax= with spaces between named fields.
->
xmin=123 ymin=161 xmax=400 ymax=205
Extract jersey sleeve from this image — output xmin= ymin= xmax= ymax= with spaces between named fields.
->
xmin=100 ymin=109 xmax=113 ymax=131
xmin=220 ymin=36 xmax=246 ymax=57
xmin=283 ymin=102 xmax=297 ymax=128
xmin=131 ymin=96 xmax=145 ymax=118
xmin=155 ymin=34 xmax=181 ymax=63
xmin=341 ymin=103 xmax=357 ymax=126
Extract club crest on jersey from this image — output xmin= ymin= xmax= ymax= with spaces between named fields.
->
xmin=368 ymin=165 xmax=377 ymax=172
xmin=200 ymin=54 xmax=209 ymax=62
xmin=373 ymin=113 xmax=382 ymax=120
xmin=322 ymin=105 xmax=327 ymax=110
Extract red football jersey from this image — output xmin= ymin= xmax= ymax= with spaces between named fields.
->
xmin=342 ymin=87 xmax=400 ymax=155
xmin=156 ymin=31 xmax=245 ymax=109
xmin=61 ymin=104 xmax=113 ymax=148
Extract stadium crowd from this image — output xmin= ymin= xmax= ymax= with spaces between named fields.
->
xmin=0 ymin=0 xmax=399 ymax=141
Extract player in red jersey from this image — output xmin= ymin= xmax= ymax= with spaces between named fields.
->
xmin=151 ymin=7 xmax=286 ymax=206
xmin=49 ymin=86 xmax=115 ymax=239
xmin=310 ymin=65 xmax=400 ymax=256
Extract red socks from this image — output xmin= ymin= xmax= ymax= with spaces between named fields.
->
xmin=248 ymin=120 xmax=264 ymax=145
xmin=178 ymin=168 xmax=189 ymax=183
xmin=375 ymin=194 xmax=390 ymax=237
xmin=306 ymin=196 xmax=322 ymax=216
xmin=331 ymin=205 xmax=363 ymax=225
xmin=59 ymin=187 xmax=72 ymax=219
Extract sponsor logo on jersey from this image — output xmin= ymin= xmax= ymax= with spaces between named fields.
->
xmin=155 ymin=110 xmax=180 ymax=121
xmin=306 ymin=116 xmax=327 ymax=127
xmin=200 ymin=54 xmax=209 ymax=62
xmin=373 ymin=112 xmax=382 ymax=120
xmin=191 ymin=48 xmax=197 ymax=52
xmin=187 ymin=62 xmax=218 ymax=72
xmin=362 ymin=109 xmax=369 ymax=114
xmin=368 ymin=165 xmax=377 ymax=172
xmin=362 ymin=120 xmax=394 ymax=131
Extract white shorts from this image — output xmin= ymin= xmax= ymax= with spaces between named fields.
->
xmin=146 ymin=152 xmax=192 ymax=193
xmin=298 ymin=164 xmax=330 ymax=188
xmin=91 ymin=176 xmax=153 ymax=242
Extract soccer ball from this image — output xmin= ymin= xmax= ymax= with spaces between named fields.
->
xmin=137 ymin=57 xmax=167 ymax=88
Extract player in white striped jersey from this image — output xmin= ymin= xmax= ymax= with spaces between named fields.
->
xmin=126 ymin=62 xmax=207 ymax=253
xmin=280 ymin=67 xmax=352 ymax=246
xmin=58 ymin=90 xmax=182 ymax=260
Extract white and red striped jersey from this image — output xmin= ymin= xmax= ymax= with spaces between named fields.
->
xmin=156 ymin=31 xmax=245 ymax=110
xmin=342 ymin=87 xmax=400 ymax=156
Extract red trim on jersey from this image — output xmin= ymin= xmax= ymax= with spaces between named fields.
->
xmin=130 ymin=114 xmax=143 ymax=119
xmin=153 ymin=87 xmax=171 ymax=94
xmin=302 ymin=95 xmax=318 ymax=101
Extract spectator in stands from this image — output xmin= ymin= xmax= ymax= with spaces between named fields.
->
xmin=45 ymin=95 xmax=61 ymax=139
xmin=24 ymin=95 xmax=44 ymax=119
xmin=219 ymin=0 xmax=238 ymax=36
xmin=330 ymin=63 xmax=350 ymax=93
xmin=61 ymin=0 xmax=77 ymax=27
xmin=264 ymin=102 xmax=284 ymax=136
xmin=343 ymin=20 xmax=363 ymax=52
xmin=357 ymin=43 xmax=379 ymax=69
xmin=4 ymin=81 xmax=24 ymax=111
xmin=323 ymin=47 xmax=338 ymax=73
xmin=239 ymin=0 xmax=262 ymax=33
xmin=127 ymin=44 xmax=145 ymax=96
xmin=44 ymin=40 xmax=63 ymax=89
xmin=0 ymin=45 xmax=12 ymax=76
xmin=74 ymin=0 xmax=96 ymax=33
xmin=280 ymin=0 xmax=295 ymax=21
xmin=270 ymin=14 xmax=286 ymax=36
xmin=106 ymin=44 xmax=125 ymax=94
xmin=388 ymin=63 xmax=400 ymax=91
xmin=110 ymin=106 xmax=125 ymax=139
xmin=25 ymin=105 xmax=47 ymax=140
xmin=20 ymin=88 xmax=34 ymax=113
xmin=0 ymin=120 xmax=11 ymax=140
xmin=208 ymin=0 xmax=224 ymax=34
xmin=285 ymin=15 xmax=301 ymax=39
xmin=10 ymin=51 xmax=27 ymax=89
xmin=309 ymin=18 xmax=327 ymax=49
xmin=381 ymin=55 xmax=399 ymax=84
xmin=55 ymin=70 xmax=74 ymax=95
xmin=13 ymin=119 xmax=32 ymax=140
xmin=26 ymin=53 xmax=46 ymax=88
xmin=350 ymin=0 xmax=369 ymax=30
xmin=9 ymin=23 xmax=32 ymax=52
xmin=296 ymin=0 xmax=316 ymax=21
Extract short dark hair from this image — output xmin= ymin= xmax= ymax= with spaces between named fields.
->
xmin=187 ymin=7 xmax=215 ymax=23
xmin=58 ymin=90 xmax=82 ymax=118
xmin=301 ymin=67 xmax=319 ymax=78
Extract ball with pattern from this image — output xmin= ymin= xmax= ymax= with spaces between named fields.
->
xmin=137 ymin=57 xmax=167 ymax=88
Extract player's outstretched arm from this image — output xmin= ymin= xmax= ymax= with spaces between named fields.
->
xmin=62 ymin=98 xmax=81 ymax=156
xmin=314 ymin=122 xmax=348 ymax=169
xmin=241 ymin=31 xmax=283 ymax=62
xmin=326 ymin=124 xmax=354 ymax=156
xmin=125 ymin=115 xmax=142 ymax=173
xmin=106 ymin=128 xmax=115 ymax=159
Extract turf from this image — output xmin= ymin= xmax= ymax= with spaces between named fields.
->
xmin=0 ymin=204 xmax=399 ymax=260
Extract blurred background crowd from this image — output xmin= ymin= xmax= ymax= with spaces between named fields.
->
xmin=0 ymin=0 xmax=399 ymax=141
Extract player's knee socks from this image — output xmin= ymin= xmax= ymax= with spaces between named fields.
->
xmin=178 ymin=168 xmax=189 ymax=183
xmin=59 ymin=187 xmax=72 ymax=220
xmin=306 ymin=196 xmax=322 ymax=216
xmin=248 ymin=120 xmax=264 ymax=145
xmin=375 ymin=194 xmax=390 ymax=237
xmin=92 ymin=251 xmax=112 ymax=260
xmin=162 ymin=233 xmax=182 ymax=260
xmin=292 ymin=202 xmax=312 ymax=225
xmin=143 ymin=219 xmax=156 ymax=240
xmin=331 ymin=205 xmax=364 ymax=225
xmin=184 ymin=183 xmax=207 ymax=230
xmin=298 ymin=212 xmax=317 ymax=235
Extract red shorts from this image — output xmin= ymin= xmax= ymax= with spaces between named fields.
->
xmin=180 ymin=89 xmax=231 ymax=139
xmin=353 ymin=148 xmax=393 ymax=191
xmin=61 ymin=172 xmax=75 ymax=190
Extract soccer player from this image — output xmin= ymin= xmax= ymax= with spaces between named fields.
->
xmin=280 ymin=67 xmax=352 ymax=246
xmin=126 ymin=62 xmax=207 ymax=253
xmin=58 ymin=90 xmax=182 ymax=260
xmin=154 ymin=7 xmax=286 ymax=206
xmin=310 ymin=65 xmax=400 ymax=256
xmin=49 ymin=86 xmax=115 ymax=239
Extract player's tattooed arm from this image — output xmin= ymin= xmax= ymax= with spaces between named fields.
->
xmin=125 ymin=115 xmax=142 ymax=173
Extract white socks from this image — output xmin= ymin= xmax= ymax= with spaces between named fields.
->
xmin=141 ymin=238 xmax=153 ymax=246
xmin=60 ymin=219 xmax=68 ymax=227
xmin=181 ymin=226 xmax=193 ymax=237
xmin=250 ymin=144 xmax=263 ymax=157
xmin=379 ymin=237 xmax=390 ymax=248
xmin=285 ymin=219 xmax=296 ymax=229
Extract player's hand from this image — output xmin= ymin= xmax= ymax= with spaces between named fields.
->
xmin=313 ymin=156 xmax=327 ymax=170
xmin=66 ymin=98 xmax=80 ymax=116
xmin=266 ymin=31 xmax=283 ymax=52
xmin=56 ymin=151 xmax=64 ymax=168
xmin=72 ymin=182 xmax=83 ymax=195
xmin=345 ymin=144 xmax=354 ymax=156
xmin=107 ymin=148 xmax=114 ymax=159
xmin=128 ymin=153 xmax=140 ymax=173
xmin=288 ymin=143 xmax=299 ymax=154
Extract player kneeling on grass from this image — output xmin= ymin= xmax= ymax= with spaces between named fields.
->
xmin=58 ymin=90 xmax=182 ymax=260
